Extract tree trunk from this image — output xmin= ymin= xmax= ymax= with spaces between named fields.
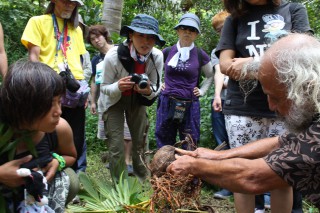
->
xmin=101 ymin=0 xmax=123 ymax=35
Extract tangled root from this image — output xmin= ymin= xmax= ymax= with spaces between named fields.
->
xmin=148 ymin=134 xmax=218 ymax=212
xmin=150 ymin=172 xmax=202 ymax=212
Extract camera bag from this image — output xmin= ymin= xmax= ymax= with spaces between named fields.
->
xmin=61 ymin=80 xmax=90 ymax=108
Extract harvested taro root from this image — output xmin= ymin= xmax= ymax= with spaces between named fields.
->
xmin=149 ymin=144 xmax=204 ymax=212
xmin=149 ymin=145 xmax=176 ymax=177
xmin=148 ymin=135 xmax=216 ymax=212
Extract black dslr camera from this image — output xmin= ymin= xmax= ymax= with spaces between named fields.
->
xmin=130 ymin=73 xmax=149 ymax=89
xmin=58 ymin=64 xmax=80 ymax=92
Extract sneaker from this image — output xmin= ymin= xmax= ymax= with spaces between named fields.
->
xmin=213 ymin=189 xmax=232 ymax=200
xmin=127 ymin=164 xmax=134 ymax=176
xmin=264 ymin=194 xmax=271 ymax=209
xmin=72 ymin=195 xmax=80 ymax=204
xmin=105 ymin=163 xmax=110 ymax=169
xmin=254 ymin=208 xmax=265 ymax=213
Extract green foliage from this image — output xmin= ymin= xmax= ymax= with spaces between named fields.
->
xmin=302 ymin=200 xmax=319 ymax=213
xmin=304 ymin=0 xmax=320 ymax=36
xmin=199 ymin=87 xmax=216 ymax=149
xmin=120 ymin=0 xmax=223 ymax=52
xmin=0 ymin=0 xmax=46 ymax=65
xmin=0 ymin=122 xmax=37 ymax=212
xmin=0 ymin=123 xmax=37 ymax=159
xmin=79 ymin=0 xmax=103 ymax=26
xmin=68 ymin=171 xmax=151 ymax=212
xmin=85 ymin=110 xmax=107 ymax=155
xmin=146 ymin=104 xmax=158 ymax=151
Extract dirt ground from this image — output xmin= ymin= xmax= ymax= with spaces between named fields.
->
xmin=201 ymin=197 xmax=235 ymax=213
xmin=199 ymin=193 xmax=271 ymax=213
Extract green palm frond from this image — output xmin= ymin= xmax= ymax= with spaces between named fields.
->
xmin=0 ymin=122 xmax=37 ymax=212
xmin=0 ymin=122 xmax=14 ymax=149
xmin=78 ymin=171 xmax=101 ymax=201
xmin=0 ymin=122 xmax=37 ymax=159
xmin=68 ymin=172 xmax=151 ymax=212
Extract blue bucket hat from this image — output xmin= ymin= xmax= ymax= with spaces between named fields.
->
xmin=120 ymin=14 xmax=166 ymax=47
xmin=174 ymin=13 xmax=201 ymax=33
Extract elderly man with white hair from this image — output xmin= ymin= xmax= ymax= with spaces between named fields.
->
xmin=167 ymin=33 xmax=320 ymax=210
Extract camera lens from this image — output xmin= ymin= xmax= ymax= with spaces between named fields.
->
xmin=130 ymin=74 xmax=141 ymax=84
xmin=139 ymin=80 xmax=148 ymax=89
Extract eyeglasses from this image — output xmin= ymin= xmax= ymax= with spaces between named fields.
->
xmin=179 ymin=26 xmax=198 ymax=33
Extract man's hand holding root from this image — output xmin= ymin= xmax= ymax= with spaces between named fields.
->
xmin=166 ymin=154 xmax=196 ymax=176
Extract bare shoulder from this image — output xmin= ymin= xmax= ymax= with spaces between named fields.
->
xmin=56 ymin=117 xmax=72 ymax=135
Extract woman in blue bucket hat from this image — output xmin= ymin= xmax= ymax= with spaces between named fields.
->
xmin=155 ymin=13 xmax=213 ymax=149
xmin=99 ymin=14 xmax=165 ymax=181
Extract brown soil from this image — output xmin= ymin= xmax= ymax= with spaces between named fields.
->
xmin=200 ymin=192 xmax=235 ymax=213
xmin=200 ymin=194 xmax=273 ymax=213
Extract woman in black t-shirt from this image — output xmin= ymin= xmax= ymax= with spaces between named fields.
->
xmin=215 ymin=0 xmax=313 ymax=212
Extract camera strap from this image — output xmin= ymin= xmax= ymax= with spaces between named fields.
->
xmin=149 ymin=54 xmax=159 ymax=93
xmin=52 ymin=13 xmax=69 ymax=68
xmin=117 ymin=42 xmax=159 ymax=93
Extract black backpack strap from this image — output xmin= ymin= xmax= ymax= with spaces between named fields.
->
xmin=117 ymin=43 xmax=134 ymax=74
xmin=197 ymin=47 xmax=203 ymax=87
xmin=117 ymin=43 xmax=159 ymax=93
xmin=149 ymin=54 xmax=160 ymax=93
xmin=163 ymin=46 xmax=171 ymax=63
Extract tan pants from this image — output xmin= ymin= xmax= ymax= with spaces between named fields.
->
xmin=103 ymin=95 xmax=149 ymax=181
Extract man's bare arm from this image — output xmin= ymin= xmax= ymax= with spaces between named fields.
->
xmin=175 ymin=136 xmax=280 ymax=160
xmin=167 ymin=155 xmax=289 ymax=194
xmin=28 ymin=43 xmax=40 ymax=62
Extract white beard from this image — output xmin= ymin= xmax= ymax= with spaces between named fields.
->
xmin=284 ymin=102 xmax=315 ymax=134
xmin=60 ymin=12 xmax=72 ymax=19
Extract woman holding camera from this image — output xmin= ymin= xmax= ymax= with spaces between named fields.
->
xmin=155 ymin=13 xmax=213 ymax=149
xmin=99 ymin=14 xmax=165 ymax=181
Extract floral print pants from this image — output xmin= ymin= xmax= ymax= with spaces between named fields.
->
xmin=224 ymin=115 xmax=286 ymax=148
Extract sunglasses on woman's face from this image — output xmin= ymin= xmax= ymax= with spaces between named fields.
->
xmin=179 ymin=26 xmax=198 ymax=33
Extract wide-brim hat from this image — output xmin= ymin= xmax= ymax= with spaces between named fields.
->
xmin=71 ymin=0 xmax=84 ymax=6
xmin=120 ymin=14 xmax=166 ymax=47
xmin=47 ymin=0 xmax=84 ymax=6
xmin=174 ymin=13 xmax=201 ymax=33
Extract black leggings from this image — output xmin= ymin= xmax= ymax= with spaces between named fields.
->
xmin=61 ymin=106 xmax=86 ymax=172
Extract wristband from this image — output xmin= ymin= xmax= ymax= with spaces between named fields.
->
xmin=52 ymin=153 xmax=66 ymax=171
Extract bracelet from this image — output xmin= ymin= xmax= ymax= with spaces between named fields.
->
xmin=52 ymin=153 xmax=66 ymax=171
